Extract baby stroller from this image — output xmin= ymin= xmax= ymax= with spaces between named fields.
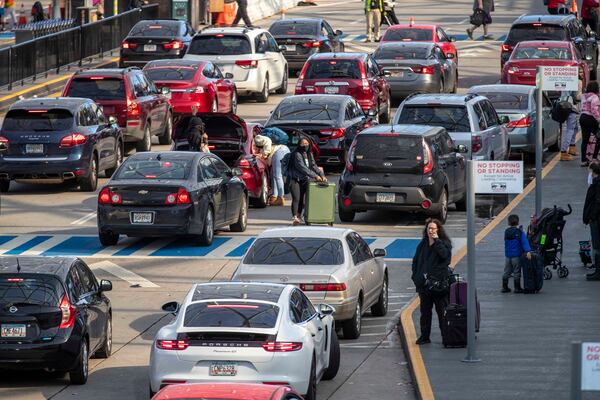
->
xmin=380 ymin=0 xmax=399 ymax=26
xmin=527 ymin=204 xmax=572 ymax=279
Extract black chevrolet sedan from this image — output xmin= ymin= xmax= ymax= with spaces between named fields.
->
xmin=119 ymin=19 xmax=196 ymax=68
xmin=0 ymin=98 xmax=123 ymax=192
xmin=0 ymin=256 xmax=112 ymax=385
xmin=97 ymin=151 xmax=248 ymax=247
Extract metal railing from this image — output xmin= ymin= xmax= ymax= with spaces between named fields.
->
xmin=0 ymin=4 xmax=158 ymax=91
xmin=14 ymin=19 xmax=78 ymax=40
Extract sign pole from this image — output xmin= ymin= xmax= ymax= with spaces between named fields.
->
xmin=535 ymin=66 xmax=543 ymax=216
xmin=571 ymin=342 xmax=582 ymax=400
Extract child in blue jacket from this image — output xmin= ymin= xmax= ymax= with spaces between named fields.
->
xmin=503 ymin=214 xmax=532 ymax=293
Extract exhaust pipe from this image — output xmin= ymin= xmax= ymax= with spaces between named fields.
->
xmin=63 ymin=172 xmax=75 ymax=179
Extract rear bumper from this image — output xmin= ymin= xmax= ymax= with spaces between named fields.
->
xmin=119 ymin=51 xmax=185 ymax=66
xmin=339 ymin=184 xmax=439 ymax=212
xmin=317 ymin=147 xmax=345 ymax=166
xmin=0 ymin=334 xmax=80 ymax=371
xmin=0 ymin=155 xmax=91 ymax=182
xmin=387 ymin=78 xmax=439 ymax=98
xmin=232 ymin=69 xmax=262 ymax=94
xmin=508 ymin=127 xmax=534 ymax=152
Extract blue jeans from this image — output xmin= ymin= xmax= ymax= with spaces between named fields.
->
xmin=271 ymin=146 xmax=290 ymax=197
xmin=561 ymin=112 xmax=578 ymax=152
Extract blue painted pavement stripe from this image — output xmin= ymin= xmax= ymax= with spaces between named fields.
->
xmin=0 ymin=236 xmax=18 ymax=247
xmin=42 ymin=236 xmax=104 ymax=256
xmin=364 ymin=238 xmax=376 ymax=245
xmin=113 ymin=238 xmax=155 ymax=257
xmin=150 ymin=237 xmax=230 ymax=257
xmin=384 ymin=238 xmax=420 ymax=259
xmin=226 ymin=238 xmax=256 ymax=257
xmin=4 ymin=236 xmax=52 ymax=255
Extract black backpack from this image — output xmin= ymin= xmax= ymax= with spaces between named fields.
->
xmin=551 ymin=100 xmax=572 ymax=123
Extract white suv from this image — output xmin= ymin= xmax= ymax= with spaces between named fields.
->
xmin=184 ymin=26 xmax=288 ymax=102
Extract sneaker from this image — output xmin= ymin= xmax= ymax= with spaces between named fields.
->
xmin=483 ymin=34 xmax=494 ymax=40
xmin=292 ymin=217 xmax=301 ymax=226
xmin=267 ymin=196 xmax=277 ymax=206
xmin=466 ymin=28 xmax=473 ymax=40
xmin=568 ymin=145 xmax=579 ymax=156
xmin=415 ymin=336 xmax=431 ymax=345
xmin=560 ymin=152 xmax=573 ymax=161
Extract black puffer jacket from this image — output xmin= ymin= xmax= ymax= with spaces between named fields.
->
xmin=287 ymin=150 xmax=323 ymax=183
xmin=411 ymin=238 xmax=452 ymax=292
xmin=583 ymin=176 xmax=600 ymax=224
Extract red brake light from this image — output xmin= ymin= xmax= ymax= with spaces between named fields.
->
xmin=207 ymin=304 xmax=259 ymax=308
xmin=411 ymin=66 xmax=434 ymax=74
xmin=532 ymin=23 xmax=542 ymax=27
xmin=121 ymin=41 xmax=137 ymax=49
xmin=235 ymin=60 xmax=258 ymax=68
xmin=127 ymin=98 xmax=140 ymax=118
xmin=165 ymin=188 xmax=191 ymax=205
xmin=6 ymin=278 xmax=24 ymax=282
xmin=262 ymin=342 xmax=303 ymax=352
xmin=472 ymin=135 xmax=482 ymax=153
xmin=303 ymin=41 xmax=322 ymax=48
xmin=99 ymin=187 xmax=122 ymax=205
xmin=343 ymin=197 xmax=351 ymax=207
xmin=59 ymin=295 xmax=76 ymax=329
xmin=421 ymin=199 xmax=432 ymax=209
xmin=319 ymin=128 xmax=346 ymax=139
xmin=156 ymin=340 xmax=189 ymax=350
xmin=359 ymin=63 xmax=370 ymax=90
xmin=0 ymin=136 xmax=9 ymax=149
xmin=507 ymin=116 xmax=531 ymax=129
xmin=163 ymin=40 xmax=183 ymax=50
xmin=59 ymin=133 xmax=87 ymax=148
xmin=238 ymin=158 xmax=251 ymax=168
xmin=300 ymin=283 xmax=347 ymax=291
xmin=501 ymin=44 xmax=512 ymax=52
xmin=423 ymin=141 xmax=434 ymax=174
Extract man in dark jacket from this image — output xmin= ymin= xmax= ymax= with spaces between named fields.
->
xmin=411 ymin=219 xmax=452 ymax=345
xmin=584 ymin=162 xmax=600 ymax=280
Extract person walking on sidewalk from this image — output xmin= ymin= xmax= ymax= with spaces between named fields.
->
xmin=365 ymin=0 xmax=383 ymax=42
xmin=232 ymin=0 xmax=251 ymax=26
xmin=560 ymin=74 xmax=583 ymax=161
xmin=582 ymin=0 xmax=600 ymax=34
xmin=466 ymin=0 xmax=495 ymax=40
xmin=579 ymin=81 xmax=600 ymax=167
xmin=502 ymin=214 xmax=532 ymax=293
xmin=412 ymin=219 xmax=452 ymax=345
xmin=547 ymin=0 xmax=567 ymax=14
xmin=584 ymin=162 xmax=600 ymax=280
xmin=3 ymin=0 xmax=16 ymax=29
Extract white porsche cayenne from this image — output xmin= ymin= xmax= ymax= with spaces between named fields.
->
xmin=149 ymin=282 xmax=340 ymax=400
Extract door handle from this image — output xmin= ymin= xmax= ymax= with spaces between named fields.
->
xmin=318 ymin=327 xmax=323 ymax=331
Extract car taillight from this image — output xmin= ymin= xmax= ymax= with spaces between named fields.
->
xmin=262 ymin=342 xmax=303 ymax=352
xmin=59 ymin=295 xmax=76 ymax=329
xmin=421 ymin=199 xmax=432 ymax=209
xmin=507 ymin=116 xmax=531 ymax=129
xmin=235 ymin=60 xmax=258 ymax=69
xmin=163 ymin=40 xmax=183 ymax=50
xmin=472 ymin=135 xmax=482 ymax=153
xmin=411 ymin=66 xmax=434 ymax=74
xmin=319 ymin=128 xmax=346 ymax=139
xmin=358 ymin=63 xmax=370 ymax=90
xmin=238 ymin=158 xmax=252 ymax=168
xmin=501 ymin=44 xmax=512 ymax=53
xmin=98 ymin=187 xmax=122 ymax=205
xmin=507 ymin=66 xmax=519 ymax=74
xmin=165 ymin=188 xmax=191 ymax=205
xmin=423 ymin=141 xmax=434 ymax=174
xmin=59 ymin=133 xmax=87 ymax=148
xmin=121 ymin=41 xmax=138 ymax=49
xmin=127 ymin=98 xmax=140 ymax=118
xmin=0 ymin=136 xmax=9 ymax=149
xmin=302 ymin=41 xmax=322 ymax=48
xmin=156 ymin=340 xmax=189 ymax=350
xmin=300 ymin=283 xmax=347 ymax=291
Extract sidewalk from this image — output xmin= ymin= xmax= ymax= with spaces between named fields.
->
xmin=401 ymin=153 xmax=600 ymax=400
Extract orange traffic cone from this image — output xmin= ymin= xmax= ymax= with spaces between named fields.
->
xmin=570 ymin=0 xmax=578 ymax=17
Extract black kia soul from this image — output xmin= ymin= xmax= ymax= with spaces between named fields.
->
xmin=337 ymin=125 xmax=468 ymax=223
xmin=0 ymin=257 xmax=112 ymax=384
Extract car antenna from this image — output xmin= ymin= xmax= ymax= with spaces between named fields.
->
xmin=390 ymin=124 xmax=395 ymax=133
xmin=16 ymin=258 xmax=20 ymax=273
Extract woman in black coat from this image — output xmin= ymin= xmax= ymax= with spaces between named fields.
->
xmin=584 ymin=162 xmax=600 ymax=280
xmin=411 ymin=218 xmax=452 ymax=344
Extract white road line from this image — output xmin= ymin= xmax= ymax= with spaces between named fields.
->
xmin=389 ymin=294 xmax=413 ymax=298
xmin=90 ymin=260 xmax=159 ymax=288
xmin=359 ymin=332 xmax=388 ymax=337
xmin=20 ymin=235 xmax=70 ymax=256
xmin=133 ymin=238 xmax=175 ymax=257
xmin=388 ymin=302 xmax=407 ymax=305
xmin=362 ymin=324 xmax=389 ymax=329
xmin=368 ymin=237 xmax=396 ymax=252
xmin=206 ymin=236 xmax=252 ymax=258
xmin=0 ymin=235 xmax=36 ymax=255
xmin=70 ymin=211 xmax=97 ymax=225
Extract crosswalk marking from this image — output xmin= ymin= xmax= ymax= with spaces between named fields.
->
xmin=21 ymin=235 xmax=72 ymax=256
xmin=89 ymin=260 xmax=159 ymax=288
xmin=0 ymin=235 xmax=37 ymax=255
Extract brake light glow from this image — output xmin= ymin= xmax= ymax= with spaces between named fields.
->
xmin=423 ymin=141 xmax=434 ymax=174
xmin=59 ymin=133 xmax=87 ymax=148
xmin=89 ymin=77 xmax=105 ymax=80
xmin=165 ymin=188 xmax=191 ymax=205
xmin=421 ymin=199 xmax=432 ymax=209
xmin=238 ymin=158 xmax=251 ymax=168
xmin=127 ymin=98 xmax=140 ymax=118
xmin=472 ymin=135 xmax=482 ymax=153
xmin=215 ymin=34 xmax=225 ymax=38
xmin=359 ymin=63 xmax=370 ymax=90
xmin=27 ymin=109 xmax=48 ymax=113
xmin=411 ymin=66 xmax=434 ymax=74
xmin=98 ymin=187 xmax=122 ymax=205
xmin=507 ymin=116 xmax=531 ymax=129
xmin=262 ymin=342 xmax=303 ymax=352
xmin=163 ymin=40 xmax=183 ymax=50
xmin=207 ymin=304 xmax=259 ymax=308
xmin=303 ymin=41 xmax=322 ymax=48
xmin=235 ymin=60 xmax=258 ymax=68
xmin=6 ymin=278 xmax=24 ymax=282
xmin=300 ymin=283 xmax=347 ymax=291
xmin=59 ymin=295 xmax=76 ymax=329
xmin=156 ymin=340 xmax=189 ymax=350
xmin=533 ymin=23 xmax=543 ymax=26
xmin=121 ymin=41 xmax=137 ymax=49
xmin=319 ymin=128 xmax=346 ymax=139
xmin=507 ymin=66 xmax=520 ymax=74
xmin=0 ymin=136 xmax=9 ymax=149
xmin=501 ymin=44 xmax=513 ymax=52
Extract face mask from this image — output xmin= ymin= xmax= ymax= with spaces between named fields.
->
xmin=299 ymin=144 xmax=309 ymax=152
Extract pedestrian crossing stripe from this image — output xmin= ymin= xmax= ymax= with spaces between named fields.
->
xmin=340 ymin=33 xmax=507 ymax=43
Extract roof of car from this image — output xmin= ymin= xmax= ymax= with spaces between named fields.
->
xmin=126 ymin=151 xmax=200 ymax=161
xmin=309 ymin=52 xmax=368 ymax=60
xmin=402 ymin=93 xmax=482 ymax=105
xmin=199 ymin=26 xmax=266 ymax=37
xmin=375 ymin=41 xmax=435 ymax=50
xmin=0 ymin=256 xmax=76 ymax=280
xmin=257 ymin=226 xmax=353 ymax=239
xmin=513 ymin=14 xmax=574 ymax=25
xmin=468 ymin=84 xmax=535 ymax=95
xmin=515 ymin=40 xmax=571 ymax=48
xmin=144 ymin=59 xmax=206 ymax=68
xmin=154 ymin=383 xmax=286 ymax=400
xmin=359 ymin=124 xmax=443 ymax=137
xmin=270 ymin=17 xmax=322 ymax=25
xmin=74 ymin=68 xmax=140 ymax=77
xmin=133 ymin=19 xmax=184 ymax=25
xmin=388 ymin=24 xmax=436 ymax=30
xmin=280 ymin=94 xmax=352 ymax=104
xmin=190 ymin=282 xmax=288 ymax=303
xmin=9 ymin=97 xmax=91 ymax=111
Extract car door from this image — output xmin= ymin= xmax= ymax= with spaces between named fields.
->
xmin=481 ymin=100 xmax=507 ymax=160
xmin=433 ymin=46 xmax=453 ymax=90
xmin=345 ymin=233 xmax=368 ymax=301
xmin=322 ymin=21 xmax=340 ymax=52
xmin=442 ymin=130 xmax=465 ymax=197
xmin=143 ymin=74 xmax=169 ymax=133
xmin=575 ymin=19 xmax=597 ymax=70
xmin=199 ymin=156 xmax=227 ymax=226
xmin=211 ymin=156 xmax=243 ymax=223
xmin=206 ymin=63 xmax=230 ymax=111
xmin=353 ymin=232 xmax=381 ymax=307
xmin=131 ymin=74 xmax=155 ymax=134
xmin=91 ymin=103 xmax=116 ymax=171
xmin=261 ymin=33 xmax=283 ymax=88
xmin=74 ymin=262 xmax=105 ymax=352
xmin=436 ymin=27 xmax=457 ymax=60
xmin=295 ymin=289 xmax=326 ymax=371
xmin=367 ymin=57 xmax=386 ymax=108
xmin=540 ymin=92 xmax=558 ymax=147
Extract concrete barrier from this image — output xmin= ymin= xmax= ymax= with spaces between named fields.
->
xmin=247 ymin=0 xmax=296 ymax=24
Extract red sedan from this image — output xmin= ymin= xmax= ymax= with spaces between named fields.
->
xmin=501 ymin=41 xmax=589 ymax=87
xmin=152 ymin=383 xmax=304 ymax=400
xmin=381 ymin=23 xmax=458 ymax=62
xmin=144 ymin=59 xmax=237 ymax=115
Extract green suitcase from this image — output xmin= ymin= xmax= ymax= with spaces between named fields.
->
xmin=305 ymin=181 xmax=336 ymax=226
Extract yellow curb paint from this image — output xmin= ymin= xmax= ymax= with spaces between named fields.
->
xmin=400 ymin=150 xmax=563 ymax=400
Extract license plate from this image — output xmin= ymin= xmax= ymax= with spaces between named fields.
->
xmin=284 ymin=44 xmax=296 ymax=52
xmin=130 ymin=212 xmax=154 ymax=224
xmin=1 ymin=324 xmax=26 ymax=338
xmin=324 ymin=86 xmax=339 ymax=94
xmin=376 ymin=193 xmax=395 ymax=203
xmin=144 ymin=44 xmax=157 ymax=52
xmin=391 ymin=71 xmax=404 ymax=78
xmin=25 ymin=144 xmax=44 ymax=154
xmin=210 ymin=362 xmax=237 ymax=376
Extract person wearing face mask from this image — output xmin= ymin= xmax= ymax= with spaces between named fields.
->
xmin=584 ymin=161 xmax=600 ymax=280
xmin=286 ymin=138 xmax=326 ymax=225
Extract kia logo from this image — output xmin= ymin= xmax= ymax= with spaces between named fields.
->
xmin=8 ymin=306 xmax=17 ymax=313
xmin=383 ymin=162 xmax=393 ymax=167
xmin=280 ymin=276 xmax=289 ymax=283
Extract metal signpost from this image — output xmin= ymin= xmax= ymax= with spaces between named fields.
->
xmin=463 ymin=160 xmax=524 ymax=363
xmin=571 ymin=342 xmax=600 ymax=399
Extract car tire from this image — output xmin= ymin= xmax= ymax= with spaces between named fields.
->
xmin=231 ymin=90 xmax=238 ymax=114
xmin=276 ymin=69 xmax=288 ymax=94
xmin=198 ymin=206 xmax=214 ymax=246
xmin=99 ymin=231 xmax=119 ymax=246
xmin=251 ymin=174 xmax=269 ymax=208
xmin=69 ymin=340 xmax=89 ymax=385
xmin=149 ymin=384 xmax=156 ymax=399
xmin=322 ymin=331 xmax=340 ymax=380
xmin=94 ymin=315 xmax=112 ymax=358
xmin=229 ymin=195 xmax=248 ymax=232
xmin=256 ymin=75 xmax=269 ymax=103
xmin=304 ymin=356 xmax=317 ymax=400
xmin=452 ymin=72 xmax=458 ymax=93
xmin=80 ymin=155 xmax=98 ymax=192
xmin=379 ymin=97 xmax=391 ymax=123
xmin=338 ymin=205 xmax=355 ymax=222
xmin=105 ymin=141 xmax=123 ymax=178
xmin=370 ymin=274 xmax=388 ymax=317
xmin=436 ymin=189 xmax=448 ymax=224
xmin=0 ymin=179 xmax=10 ymax=193
xmin=591 ymin=64 xmax=598 ymax=80
xmin=136 ymin=125 xmax=152 ymax=152
xmin=342 ymin=298 xmax=362 ymax=339
xmin=158 ymin=112 xmax=173 ymax=145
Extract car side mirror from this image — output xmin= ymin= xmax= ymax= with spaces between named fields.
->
xmin=317 ymin=303 xmax=336 ymax=318
xmin=589 ymin=31 xmax=597 ymax=40
xmin=161 ymin=86 xmax=171 ymax=95
xmin=0 ymin=142 xmax=7 ymax=152
xmin=162 ymin=301 xmax=180 ymax=314
xmin=373 ymin=248 xmax=386 ymax=257
xmin=500 ymin=115 xmax=510 ymax=124
xmin=99 ymin=279 xmax=112 ymax=292
xmin=335 ymin=29 xmax=343 ymax=36
xmin=224 ymin=72 xmax=234 ymax=79
xmin=381 ymin=69 xmax=391 ymax=77
xmin=231 ymin=167 xmax=243 ymax=177
xmin=367 ymin=108 xmax=377 ymax=117
xmin=456 ymin=144 xmax=469 ymax=153
xmin=446 ymin=52 xmax=455 ymax=59
xmin=450 ymin=36 xmax=457 ymax=42
xmin=278 ymin=44 xmax=286 ymax=52
xmin=586 ymin=54 xmax=593 ymax=61
xmin=108 ymin=116 xmax=117 ymax=125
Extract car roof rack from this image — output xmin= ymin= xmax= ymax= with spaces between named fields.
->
xmin=464 ymin=93 xmax=478 ymax=101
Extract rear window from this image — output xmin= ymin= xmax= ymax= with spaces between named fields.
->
xmin=398 ymin=105 xmax=471 ymax=132
xmin=2 ymin=109 xmax=73 ymax=131
xmin=244 ymin=237 xmax=345 ymax=265
xmin=507 ymin=24 xmax=567 ymax=42
xmin=373 ymin=47 xmax=429 ymax=60
xmin=512 ymin=46 xmax=570 ymax=60
xmin=129 ymin=22 xmax=180 ymax=37
xmin=0 ymin=275 xmax=64 ymax=307
xmin=115 ymin=157 xmax=192 ymax=180
xmin=383 ymin=28 xmax=433 ymax=41
xmin=144 ymin=66 xmax=197 ymax=81
xmin=184 ymin=301 xmax=279 ymax=328
xmin=475 ymin=92 xmax=529 ymax=110
xmin=270 ymin=22 xmax=319 ymax=36
xmin=304 ymin=59 xmax=361 ymax=79
xmin=188 ymin=35 xmax=251 ymax=55
xmin=272 ymin=101 xmax=341 ymax=121
xmin=65 ymin=78 xmax=126 ymax=100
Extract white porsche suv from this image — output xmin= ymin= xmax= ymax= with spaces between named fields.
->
xmin=184 ymin=26 xmax=289 ymax=102
xmin=149 ymin=282 xmax=340 ymax=400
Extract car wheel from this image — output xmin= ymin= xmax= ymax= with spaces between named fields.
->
xmin=338 ymin=204 xmax=355 ymax=222
xmin=276 ymin=69 xmax=288 ymax=94
xmin=251 ymin=174 xmax=269 ymax=208
xmin=231 ymin=90 xmax=238 ymax=114
xmin=69 ymin=340 xmax=89 ymax=385
xmin=198 ymin=206 xmax=214 ymax=246
xmin=149 ymin=383 xmax=156 ymax=398
xmin=591 ymin=65 xmax=598 ymax=80
xmin=304 ymin=356 xmax=317 ymax=400
xmin=105 ymin=141 xmax=123 ymax=178
xmin=99 ymin=230 xmax=119 ymax=246
xmin=436 ymin=189 xmax=448 ymax=224
xmin=452 ymin=72 xmax=458 ymax=93
xmin=256 ymin=75 xmax=269 ymax=103
xmin=158 ymin=112 xmax=173 ymax=145
xmin=379 ymin=97 xmax=391 ymax=123
xmin=136 ymin=125 xmax=152 ymax=152
xmin=322 ymin=331 xmax=340 ymax=380
xmin=80 ymin=155 xmax=98 ymax=192
xmin=211 ymin=97 xmax=218 ymax=113
xmin=371 ymin=274 xmax=388 ymax=317
xmin=94 ymin=315 xmax=112 ymax=358
xmin=0 ymin=179 xmax=10 ymax=193
xmin=342 ymin=298 xmax=362 ymax=339
xmin=229 ymin=195 xmax=248 ymax=232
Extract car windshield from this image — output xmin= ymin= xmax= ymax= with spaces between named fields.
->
xmin=512 ymin=46 xmax=570 ymax=60
xmin=304 ymin=59 xmax=361 ymax=79
xmin=184 ymin=301 xmax=279 ymax=328
xmin=65 ymin=78 xmax=125 ymax=100
xmin=383 ymin=28 xmax=433 ymax=41
xmin=398 ymin=105 xmax=471 ymax=132
xmin=270 ymin=21 xmax=318 ymax=36
xmin=115 ymin=157 xmax=192 ymax=180
xmin=475 ymin=92 xmax=529 ymax=110
xmin=129 ymin=22 xmax=179 ymax=37
xmin=2 ymin=109 xmax=73 ymax=131
xmin=272 ymin=101 xmax=341 ymax=121
xmin=244 ymin=237 xmax=345 ymax=265
xmin=507 ymin=24 xmax=567 ymax=42
xmin=145 ymin=66 xmax=197 ymax=81
xmin=188 ymin=35 xmax=251 ymax=55
xmin=373 ymin=47 xmax=429 ymax=60
xmin=0 ymin=275 xmax=64 ymax=308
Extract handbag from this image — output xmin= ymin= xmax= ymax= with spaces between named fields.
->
xmin=425 ymin=275 xmax=450 ymax=295
xmin=470 ymin=8 xmax=486 ymax=27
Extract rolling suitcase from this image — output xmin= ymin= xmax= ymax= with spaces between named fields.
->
xmin=442 ymin=303 xmax=467 ymax=348
xmin=449 ymin=276 xmax=481 ymax=333
xmin=305 ymin=182 xmax=336 ymax=226
xmin=521 ymin=252 xmax=544 ymax=293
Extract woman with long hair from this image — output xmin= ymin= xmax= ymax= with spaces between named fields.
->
xmin=579 ymin=81 xmax=600 ymax=167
